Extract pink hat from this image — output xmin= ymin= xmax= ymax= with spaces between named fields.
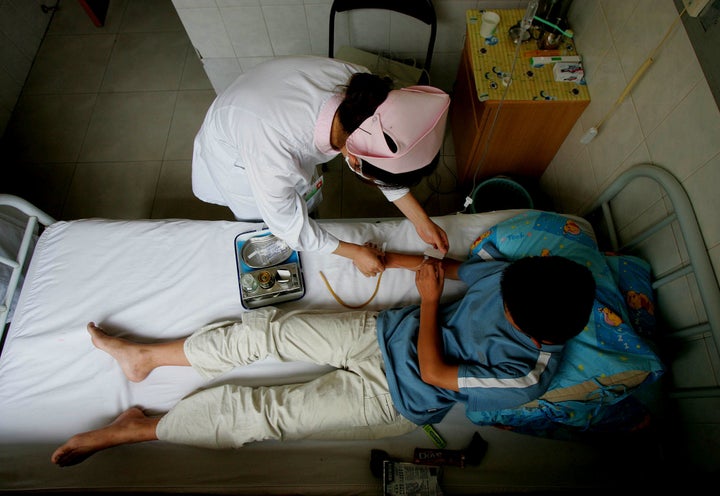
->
xmin=345 ymin=86 xmax=450 ymax=174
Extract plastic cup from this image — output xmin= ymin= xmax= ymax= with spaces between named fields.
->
xmin=480 ymin=11 xmax=500 ymax=38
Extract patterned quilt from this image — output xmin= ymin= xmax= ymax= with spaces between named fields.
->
xmin=465 ymin=210 xmax=664 ymax=435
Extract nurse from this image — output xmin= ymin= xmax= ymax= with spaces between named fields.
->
xmin=192 ymin=56 xmax=450 ymax=277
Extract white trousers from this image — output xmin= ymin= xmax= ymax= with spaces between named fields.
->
xmin=156 ymin=307 xmax=417 ymax=449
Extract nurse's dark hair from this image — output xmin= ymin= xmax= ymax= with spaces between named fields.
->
xmin=337 ymin=72 xmax=393 ymax=135
xmin=338 ymin=72 xmax=438 ymax=188
xmin=500 ymin=256 xmax=596 ymax=344
xmin=358 ymin=153 xmax=440 ymax=189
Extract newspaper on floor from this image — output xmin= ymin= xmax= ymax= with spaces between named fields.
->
xmin=383 ymin=460 xmax=443 ymax=496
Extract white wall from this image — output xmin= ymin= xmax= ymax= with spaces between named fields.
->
xmin=540 ymin=0 xmax=720 ymax=473
xmin=0 ymin=0 xmax=53 ymax=136
xmin=171 ymin=0 xmax=719 ymax=279
xmin=170 ymin=0 xmax=527 ymax=94
xmin=547 ymin=0 xmax=719 ymax=277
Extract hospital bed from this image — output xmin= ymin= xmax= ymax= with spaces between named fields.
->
xmin=0 ymin=163 xmax=718 ymax=493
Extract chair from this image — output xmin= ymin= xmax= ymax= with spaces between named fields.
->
xmin=328 ymin=0 xmax=437 ymax=87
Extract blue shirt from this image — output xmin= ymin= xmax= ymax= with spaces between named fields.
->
xmin=376 ymin=258 xmax=566 ymax=425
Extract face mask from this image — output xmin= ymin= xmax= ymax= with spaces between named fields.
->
xmin=345 ymin=156 xmax=390 ymax=187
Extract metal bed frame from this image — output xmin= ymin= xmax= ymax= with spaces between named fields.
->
xmin=1 ymin=163 xmax=718 ymax=479
xmin=0 ymin=195 xmax=55 ymax=334
xmin=585 ymin=163 xmax=720 ymax=400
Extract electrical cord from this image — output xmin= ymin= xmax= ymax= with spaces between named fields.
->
xmin=420 ymin=131 xmax=461 ymax=212
xmin=580 ymin=6 xmax=687 ymax=144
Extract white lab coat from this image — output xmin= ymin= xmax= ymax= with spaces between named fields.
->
xmin=192 ymin=56 xmax=406 ymax=254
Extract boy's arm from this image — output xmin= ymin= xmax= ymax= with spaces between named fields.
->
xmin=415 ymin=262 xmax=460 ymax=392
xmin=384 ymin=251 xmax=462 ymax=280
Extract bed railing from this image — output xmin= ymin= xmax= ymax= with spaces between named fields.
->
xmin=585 ymin=164 xmax=720 ymax=400
xmin=0 ymin=194 xmax=56 ymax=338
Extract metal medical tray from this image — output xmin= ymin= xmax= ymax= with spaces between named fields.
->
xmin=234 ymin=230 xmax=305 ymax=309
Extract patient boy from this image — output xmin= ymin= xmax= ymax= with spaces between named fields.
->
xmin=51 ymin=251 xmax=595 ymax=466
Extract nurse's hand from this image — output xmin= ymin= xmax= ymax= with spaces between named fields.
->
xmin=353 ymin=244 xmax=386 ymax=277
xmin=333 ymin=241 xmax=385 ymax=277
xmin=414 ymin=218 xmax=449 ymax=255
xmin=392 ymin=193 xmax=449 ymax=255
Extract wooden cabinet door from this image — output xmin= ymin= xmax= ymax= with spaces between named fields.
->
xmin=450 ymin=41 xmax=482 ymax=184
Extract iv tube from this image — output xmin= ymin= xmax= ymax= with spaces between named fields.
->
xmin=521 ymin=0 xmax=539 ymax=31
xmin=464 ymin=0 xmax=539 ymax=210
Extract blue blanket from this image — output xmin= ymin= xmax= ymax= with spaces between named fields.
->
xmin=466 ymin=211 xmax=664 ymax=434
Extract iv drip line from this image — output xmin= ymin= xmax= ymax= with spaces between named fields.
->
xmin=463 ymin=0 xmax=539 ymax=212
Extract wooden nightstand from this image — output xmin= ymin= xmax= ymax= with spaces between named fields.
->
xmin=451 ymin=9 xmax=590 ymax=184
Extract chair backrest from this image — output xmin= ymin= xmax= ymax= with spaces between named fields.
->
xmin=328 ymin=0 xmax=437 ymax=84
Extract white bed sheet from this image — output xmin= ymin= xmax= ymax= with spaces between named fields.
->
xmin=0 ymin=211 xmax=521 ymax=441
xmin=0 ymin=211 xmax=664 ymax=493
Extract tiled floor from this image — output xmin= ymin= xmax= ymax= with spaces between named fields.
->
xmin=1 ymin=0 xmax=464 ymax=222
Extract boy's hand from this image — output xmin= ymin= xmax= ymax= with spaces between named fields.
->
xmin=415 ymin=260 xmax=444 ymax=304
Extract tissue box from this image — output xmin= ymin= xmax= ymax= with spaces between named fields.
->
xmin=553 ymin=62 xmax=584 ymax=82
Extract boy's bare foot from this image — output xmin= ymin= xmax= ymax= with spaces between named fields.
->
xmin=87 ymin=322 xmax=154 ymax=382
xmin=51 ymin=407 xmax=159 ymax=467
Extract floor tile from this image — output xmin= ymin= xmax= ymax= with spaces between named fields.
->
xmin=180 ymin=46 xmax=214 ymax=90
xmin=120 ymin=0 xmax=185 ymax=33
xmin=0 ymin=107 xmax=11 ymax=138
xmin=101 ymin=31 xmax=189 ymax=92
xmin=23 ymin=34 xmax=116 ymax=94
xmin=163 ymin=89 xmax=215 ymax=161
xmin=79 ymin=91 xmax=176 ymax=163
xmin=341 ymin=169 xmax=401 ymax=219
xmin=2 ymin=162 xmax=76 ymax=220
xmin=3 ymin=0 xmax=463 ymax=225
xmin=152 ymin=160 xmax=234 ymax=220
xmin=419 ymin=156 xmax=466 ymax=217
xmin=1 ymin=1 xmax=51 ymax=58
xmin=47 ymin=0 xmax=128 ymax=35
xmin=315 ymin=156 xmax=343 ymax=219
xmin=63 ymin=161 xmax=162 ymax=219
xmin=5 ymin=93 xmax=97 ymax=163
xmin=1 ymin=30 xmax=34 ymax=84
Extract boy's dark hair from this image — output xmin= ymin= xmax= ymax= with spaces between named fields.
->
xmin=500 ymin=256 xmax=596 ymax=344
